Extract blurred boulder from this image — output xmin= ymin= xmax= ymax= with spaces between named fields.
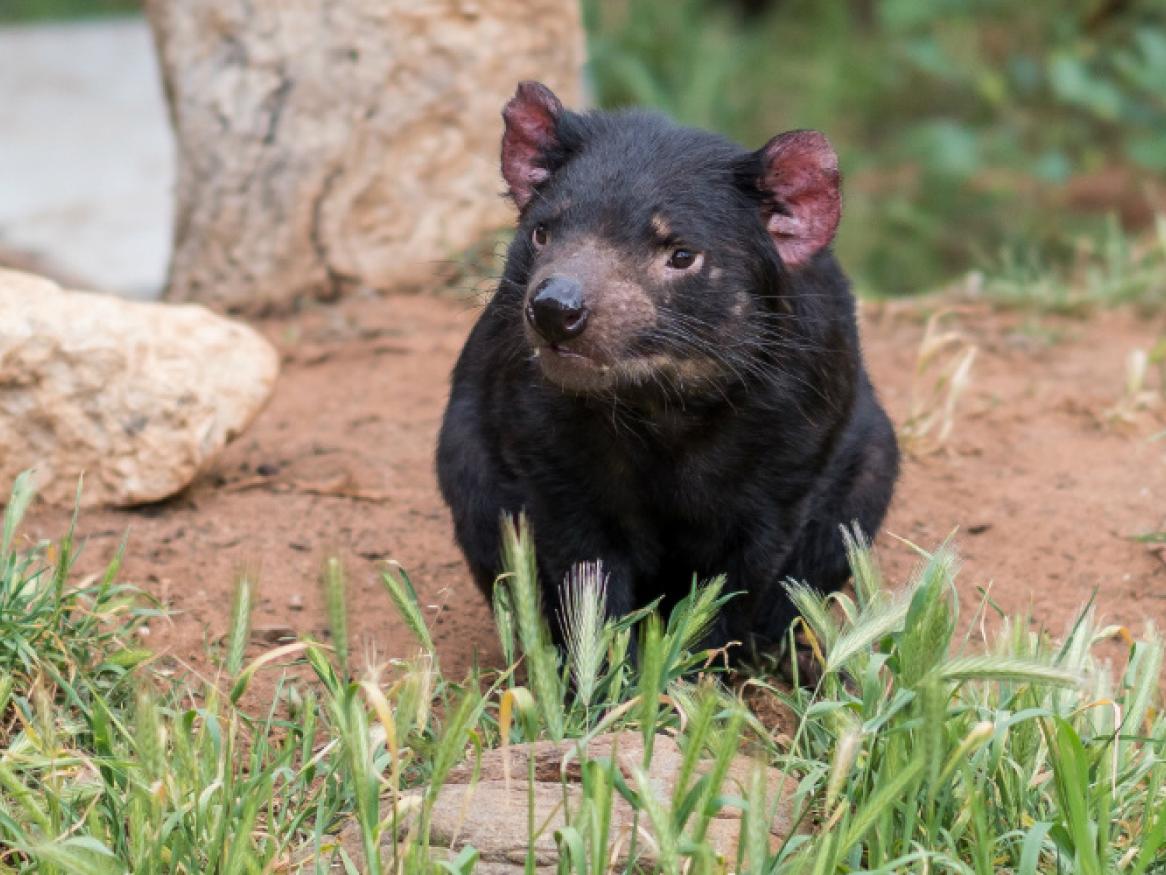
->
xmin=0 ymin=268 xmax=278 ymax=507
xmin=145 ymin=0 xmax=585 ymax=314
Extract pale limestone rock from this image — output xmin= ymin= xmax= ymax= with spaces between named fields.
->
xmin=0 ymin=268 xmax=278 ymax=506
xmin=145 ymin=0 xmax=586 ymax=313
xmin=333 ymin=732 xmax=798 ymax=871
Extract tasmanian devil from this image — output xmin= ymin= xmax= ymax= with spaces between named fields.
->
xmin=436 ymin=81 xmax=899 ymax=660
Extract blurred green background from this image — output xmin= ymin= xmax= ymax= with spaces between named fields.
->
xmin=0 ymin=0 xmax=137 ymax=20
xmin=584 ymin=0 xmax=1166 ymax=296
xmin=5 ymin=0 xmax=1165 ymax=297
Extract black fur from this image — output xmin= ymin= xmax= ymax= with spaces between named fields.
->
xmin=436 ymin=102 xmax=899 ymax=658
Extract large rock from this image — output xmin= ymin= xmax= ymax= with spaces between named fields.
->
xmin=145 ymin=0 xmax=585 ymax=313
xmin=0 ymin=268 xmax=278 ymax=506
xmin=334 ymin=732 xmax=799 ymax=871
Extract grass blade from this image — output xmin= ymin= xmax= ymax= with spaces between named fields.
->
xmin=380 ymin=562 xmax=435 ymax=652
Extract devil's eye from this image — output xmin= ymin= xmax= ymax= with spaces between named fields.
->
xmin=532 ymin=224 xmax=549 ymax=248
xmin=667 ymin=248 xmax=698 ymax=269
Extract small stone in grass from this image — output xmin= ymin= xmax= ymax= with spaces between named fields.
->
xmin=335 ymin=731 xmax=799 ymax=871
xmin=251 ymin=625 xmax=296 ymax=644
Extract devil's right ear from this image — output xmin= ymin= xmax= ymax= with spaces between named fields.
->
xmin=755 ymin=130 xmax=841 ymax=269
xmin=501 ymin=81 xmax=564 ymax=210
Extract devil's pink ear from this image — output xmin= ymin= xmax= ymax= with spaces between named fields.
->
xmin=757 ymin=130 xmax=841 ymax=269
xmin=501 ymin=81 xmax=564 ymax=210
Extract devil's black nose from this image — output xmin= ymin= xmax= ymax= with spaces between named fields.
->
xmin=526 ymin=277 xmax=589 ymax=344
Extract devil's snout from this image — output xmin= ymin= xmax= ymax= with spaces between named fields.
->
xmin=526 ymin=276 xmax=589 ymax=344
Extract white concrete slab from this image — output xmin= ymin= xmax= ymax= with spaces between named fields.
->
xmin=0 ymin=17 xmax=172 ymax=299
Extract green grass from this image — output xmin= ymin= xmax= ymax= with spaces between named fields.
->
xmin=0 ymin=0 xmax=139 ymax=22
xmin=973 ymin=214 xmax=1166 ymax=315
xmin=1 ymin=475 xmax=1165 ymax=872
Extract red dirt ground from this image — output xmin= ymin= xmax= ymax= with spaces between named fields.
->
xmin=20 ymin=291 xmax=1166 ymax=690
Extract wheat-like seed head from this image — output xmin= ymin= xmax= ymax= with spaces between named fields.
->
xmin=558 ymin=560 xmax=609 ymax=710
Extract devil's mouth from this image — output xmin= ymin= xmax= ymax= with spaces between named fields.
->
xmin=535 ymin=341 xmax=729 ymax=395
xmin=539 ymin=343 xmax=591 ymax=361
xmin=530 ymin=342 xmax=617 ymax=393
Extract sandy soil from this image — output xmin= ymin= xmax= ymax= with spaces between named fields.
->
xmin=20 ymin=290 xmax=1166 ymax=691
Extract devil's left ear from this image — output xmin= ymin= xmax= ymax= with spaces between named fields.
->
xmin=501 ymin=81 xmax=564 ymax=210
xmin=756 ymin=130 xmax=841 ymax=269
